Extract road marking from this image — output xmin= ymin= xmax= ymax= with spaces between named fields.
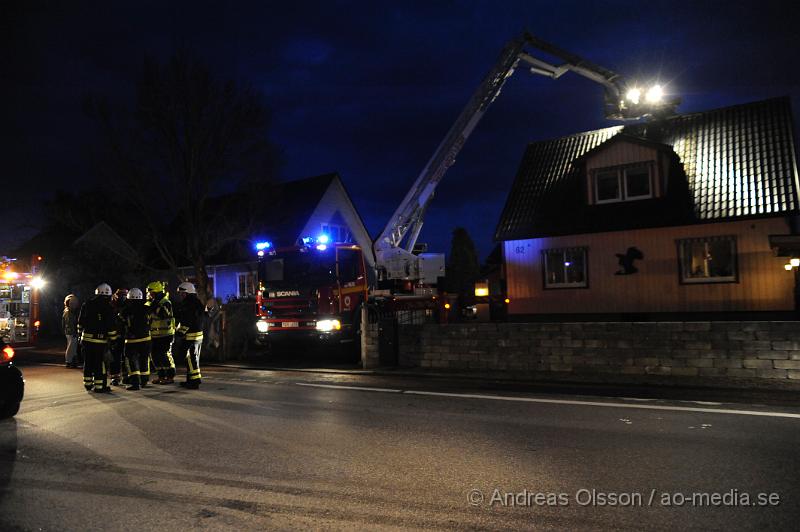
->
xmin=296 ymin=383 xmax=800 ymax=419
xmin=296 ymin=383 xmax=402 ymax=393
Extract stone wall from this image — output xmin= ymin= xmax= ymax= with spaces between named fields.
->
xmin=361 ymin=322 xmax=380 ymax=369
xmin=392 ymin=321 xmax=800 ymax=387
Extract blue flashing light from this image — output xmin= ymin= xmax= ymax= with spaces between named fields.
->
xmin=255 ymin=241 xmax=272 ymax=251
xmin=316 ymin=234 xmax=330 ymax=244
xmin=316 ymin=244 xmax=328 ymax=251
xmin=302 ymin=237 xmax=312 ymax=245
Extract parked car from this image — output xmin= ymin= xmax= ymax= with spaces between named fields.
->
xmin=0 ymin=344 xmax=24 ymax=418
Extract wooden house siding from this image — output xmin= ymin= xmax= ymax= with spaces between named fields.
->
xmin=586 ymin=142 xmax=657 ymax=171
xmin=504 ymin=217 xmax=794 ymax=314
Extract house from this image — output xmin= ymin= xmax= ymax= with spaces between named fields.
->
xmin=73 ymin=221 xmax=141 ymax=265
xmin=182 ymin=173 xmax=373 ymax=302
xmin=494 ymin=97 xmax=800 ymax=319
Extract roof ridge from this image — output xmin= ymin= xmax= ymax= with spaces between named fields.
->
xmin=668 ymin=95 xmax=790 ymax=122
xmin=523 ymin=96 xmax=791 ymax=149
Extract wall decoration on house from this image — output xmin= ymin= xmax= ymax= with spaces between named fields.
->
xmin=615 ymin=247 xmax=644 ymax=275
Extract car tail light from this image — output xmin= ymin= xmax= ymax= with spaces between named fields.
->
xmin=2 ymin=346 xmax=14 ymax=362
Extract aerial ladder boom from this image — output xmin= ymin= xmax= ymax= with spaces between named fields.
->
xmin=374 ymin=31 xmax=676 ymax=283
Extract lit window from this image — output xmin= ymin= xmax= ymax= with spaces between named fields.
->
xmin=321 ymin=223 xmax=353 ymax=243
xmin=678 ymin=236 xmax=737 ymax=283
xmin=543 ymin=247 xmax=588 ymax=289
xmin=237 ymin=272 xmax=257 ymax=297
xmin=593 ymin=164 xmax=653 ymax=204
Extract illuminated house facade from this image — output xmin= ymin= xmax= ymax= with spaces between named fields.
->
xmin=494 ymin=97 xmax=800 ymax=319
xmin=180 ymin=173 xmax=372 ymax=302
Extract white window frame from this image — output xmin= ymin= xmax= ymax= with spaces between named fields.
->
xmin=593 ymin=163 xmax=653 ymax=204
xmin=623 ymin=166 xmax=653 ymax=200
xmin=594 ymin=169 xmax=622 ymax=204
xmin=236 ymin=271 xmax=257 ymax=298
xmin=542 ymin=247 xmax=588 ymax=289
xmin=677 ymin=236 xmax=738 ymax=284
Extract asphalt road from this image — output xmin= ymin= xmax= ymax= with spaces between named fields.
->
xmin=2 ymin=350 xmax=799 ymax=531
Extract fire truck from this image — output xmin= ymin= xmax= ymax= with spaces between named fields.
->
xmin=0 ymin=256 xmax=45 ymax=347
xmin=254 ymin=31 xmax=676 ymax=347
xmin=254 ymin=237 xmax=368 ymax=347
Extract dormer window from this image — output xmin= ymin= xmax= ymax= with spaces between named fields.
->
xmin=592 ymin=163 xmax=654 ymax=204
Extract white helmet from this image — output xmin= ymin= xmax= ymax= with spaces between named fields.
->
xmin=177 ymin=281 xmax=197 ymax=294
xmin=64 ymin=294 xmax=76 ymax=305
xmin=128 ymin=287 xmax=144 ymax=300
xmin=95 ymin=283 xmax=112 ymax=296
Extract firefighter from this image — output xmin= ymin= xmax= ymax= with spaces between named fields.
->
xmin=145 ymin=281 xmax=176 ymax=384
xmin=109 ymin=288 xmax=128 ymax=385
xmin=173 ymin=282 xmax=205 ymax=389
xmin=78 ymin=283 xmax=118 ymax=393
xmin=119 ymin=287 xmax=151 ymax=390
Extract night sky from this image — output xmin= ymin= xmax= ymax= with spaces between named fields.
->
xmin=4 ymin=0 xmax=799 ymax=260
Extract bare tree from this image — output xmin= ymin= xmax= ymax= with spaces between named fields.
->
xmin=88 ymin=52 xmax=281 ymax=301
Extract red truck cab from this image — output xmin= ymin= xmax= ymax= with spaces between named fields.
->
xmin=255 ymin=238 xmax=368 ymax=347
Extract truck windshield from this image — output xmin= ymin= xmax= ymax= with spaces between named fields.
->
xmin=260 ymin=252 xmax=335 ymax=287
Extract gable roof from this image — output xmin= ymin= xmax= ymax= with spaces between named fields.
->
xmin=495 ymin=97 xmax=800 ymax=240
xmin=203 ymin=173 xmax=340 ymax=264
xmin=256 ymin=173 xmax=338 ymax=246
xmin=573 ymin=133 xmax=675 ymax=163
xmin=73 ymin=221 xmax=139 ymax=264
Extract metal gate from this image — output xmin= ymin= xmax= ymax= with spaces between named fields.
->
xmin=365 ymin=303 xmax=438 ymax=366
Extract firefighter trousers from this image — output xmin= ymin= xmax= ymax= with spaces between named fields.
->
xmin=82 ymin=342 xmax=108 ymax=391
xmin=124 ymin=341 xmax=151 ymax=387
xmin=172 ymin=336 xmax=202 ymax=386
xmin=109 ymin=339 xmax=125 ymax=378
xmin=151 ymin=335 xmax=176 ymax=379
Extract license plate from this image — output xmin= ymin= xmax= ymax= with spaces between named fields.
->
xmin=282 ymin=322 xmax=299 ymax=328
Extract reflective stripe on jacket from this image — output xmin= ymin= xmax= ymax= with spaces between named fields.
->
xmin=77 ymin=296 xmax=118 ymax=344
xmin=120 ymin=300 xmax=153 ymax=343
xmin=146 ymin=296 xmax=175 ymax=338
xmin=174 ymin=294 xmax=205 ymax=342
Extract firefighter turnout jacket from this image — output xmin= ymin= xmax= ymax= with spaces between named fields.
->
xmin=78 ymin=295 xmax=118 ymax=344
xmin=120 ymin=299 xmax=152 ymax=343
xmin=146 ymin=294 xmax=175 ymax=338
xmin=174 ymin=294 xmax=205 ymax=341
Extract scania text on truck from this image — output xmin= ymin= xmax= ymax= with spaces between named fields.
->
xmin=254 ymin=236 xmax=368 ymax=348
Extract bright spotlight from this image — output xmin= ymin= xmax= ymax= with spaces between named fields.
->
xmin=791 ymin=258 xmax=800 ymax=267
xmin=645 ymin=84 xmax=663 ymax=103
xmin=625 ymin=88 xmax=641 ymax=105
xmin=31 ymin=276 xmax=46 ymax=289
xmin=317 ymin=234 xmax=330 ymax=244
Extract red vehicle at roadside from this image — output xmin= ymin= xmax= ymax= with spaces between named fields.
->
xmin=0 ymin=344 xmax=23 ymax=418
xmin=1 ymin=256 xmax=44 ymax=347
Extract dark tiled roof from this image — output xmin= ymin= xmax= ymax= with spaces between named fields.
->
xmin=495 ymin=97 xmax=800 ymax=240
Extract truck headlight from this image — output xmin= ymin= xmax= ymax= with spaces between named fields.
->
xmin=316 ymin=319 xmax=341 ymax=332
xmin=256 ymin=320 xmax=269 ymax=333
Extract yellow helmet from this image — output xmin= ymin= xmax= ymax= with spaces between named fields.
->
xmin=146 ymin=281 xmax=164 ymax=293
